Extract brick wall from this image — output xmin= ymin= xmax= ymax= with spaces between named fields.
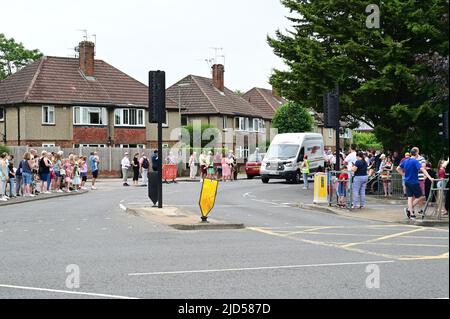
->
xmin=73 ymin=126 xmax=108 ymax=144
xmin=114 ymin=128 xmax=146 ymax=145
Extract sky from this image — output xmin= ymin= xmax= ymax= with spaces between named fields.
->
xmin=0 ymin=0 xmax=292 ymax=92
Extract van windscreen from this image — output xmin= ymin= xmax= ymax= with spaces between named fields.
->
xmin=266 ymin=144 xmax=299 ymax=160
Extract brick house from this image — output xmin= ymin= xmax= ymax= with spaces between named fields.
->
xmin=0 ymin=41 xmax=180 ymax=149
xmin=165 ymin=64 xmax=272 ymax=158
xmin=243 ymin=87 xmax=352 ymax=150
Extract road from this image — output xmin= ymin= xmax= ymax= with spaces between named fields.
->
xmin=0 ymin=178 xmax=448 ymax=299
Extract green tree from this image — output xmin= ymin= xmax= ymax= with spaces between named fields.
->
xmin=268 ymin=0 xmax=448 ymax=161
xmin=182 ymin=124 xmax=221 ymax=148
xmin=272 ymin=101 xmax=313 ymax=133
xmin=353 ymin=132 xmax=383 ymax=151
xmin=0 ymin=144 xmax=9 ymax=154
xmin=0 ymin=33 xmax=43 ymax=80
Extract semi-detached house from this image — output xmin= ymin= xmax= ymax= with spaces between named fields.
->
xmin=0 ymin=41 xmax=179 ymax=149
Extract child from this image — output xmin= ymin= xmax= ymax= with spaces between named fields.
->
xmin=337 ymin=165 xmax=349 ymax=208
xmin=63 ymin=159 xmax=72 ymax=193
xmin=72 ymin=163 xmax=81 ymax=192
xmin=80 ymin=157 xmax=88 ymax=190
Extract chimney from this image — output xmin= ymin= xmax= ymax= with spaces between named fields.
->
xmin=212 ymin=64 xmax=225 ymax=92
xmin=78 ymin=41 xmax=95 ymax=77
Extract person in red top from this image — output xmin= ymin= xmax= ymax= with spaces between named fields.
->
xmin=337 ymin=165 xmax=349 ymax=208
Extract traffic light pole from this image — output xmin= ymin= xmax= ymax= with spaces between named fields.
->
xmin=334 ymin=84 xmax=340 ymax=171
xmin=158 ymin=119 xmax=163 ymax=208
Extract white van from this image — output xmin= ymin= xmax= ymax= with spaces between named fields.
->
xmin=260 ymin=133 xmax=325 ymax=184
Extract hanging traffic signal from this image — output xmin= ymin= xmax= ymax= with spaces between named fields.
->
xmin=323 ymin=92 xmax=338 ymax=128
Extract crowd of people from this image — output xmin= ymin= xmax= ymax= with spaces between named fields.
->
xmin=330 ymin=144 xmax=449 ymax=218
xmin=0 ymin=150 xmax=100 ymax=202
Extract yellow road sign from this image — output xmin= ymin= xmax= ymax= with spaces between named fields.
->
xmin=199 ymin=179 xmax=219 ymax=220
xmin=313 ymin=173 xmax=328 ymax=204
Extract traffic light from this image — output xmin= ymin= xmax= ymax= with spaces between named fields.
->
xmin=439 ymin=111 xmax=448 ymax=139
xmin=323 ymin=92 xmax=338 ymax=128
xmin=149 ymin=71 xmax=166 ymax=124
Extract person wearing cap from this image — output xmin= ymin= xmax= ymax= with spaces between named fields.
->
xmin=301 ymin=154 xmax=310 ymax=190
xmin=397 ymin=148 xmax=435 ymax=219
xmin=121 ymin=152 xmax=131 ymax=186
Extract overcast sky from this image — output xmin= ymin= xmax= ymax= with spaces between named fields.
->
xmin=1 ymin=0 xmax=292 ymax=92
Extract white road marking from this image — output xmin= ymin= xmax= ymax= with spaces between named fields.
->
xmin=119 ymin=204 xmax=127 ymax=211
xmin=0 ymin=284 xmax=139 ymax=299
xmin=128 ymin=260 xmax=395 ymax=276
xmin=49 ymin=229 xmax=55 ymax=232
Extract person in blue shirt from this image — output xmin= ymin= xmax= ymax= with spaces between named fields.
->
xmin=88 ymin=152 xmax=99 ymax=190
xmin=397 ymin=148 xmax=435 ymax=219
xmin=151 ymin=150 xmax=159 ymax=172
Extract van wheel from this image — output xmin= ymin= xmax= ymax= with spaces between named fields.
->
xmin=247 ymin=175 xmax=254 ymax=180
xmin=262 ymin=177 xmax=270 ymax=184
xmin=294 ymin=171 xmax=302 ymax=184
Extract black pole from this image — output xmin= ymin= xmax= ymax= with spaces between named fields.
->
xmin=158 ymin=120 xmax=163 ymax=208
xmin=334 ymin=83 xmax=340 ymax=171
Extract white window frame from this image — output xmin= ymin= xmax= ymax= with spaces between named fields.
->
xmin=236 ymin=145 xmax=249 ymax=159
xmin=42 ymin=143 xmax=56 ymax=148
xmin=77 ymin=144 xmax=107 ymax=148
xmin=328 ymin=128 xmax=333 ymax=138
xmin=222 ymin=116 xmax=228 ymax=130
xmin=114 ymin=108 xmax=145 ymax=127
xmin=42 ymin=106 xmax=55 ymax=125
xmin=117 ymin=144 xmax=146 ymax=149
xmin=73 ymin=106 xmax=108 ymax=126
xmin=235 ymin=117 xmax=248 ymax=131
xmin=0 ymin=107 xmax=4 ymax=122
xmin=162 ymin=111 xmax=169 ymax=128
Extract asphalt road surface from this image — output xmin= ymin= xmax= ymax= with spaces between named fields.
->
xmin=0 ymin=178 xmax=448 ymax=299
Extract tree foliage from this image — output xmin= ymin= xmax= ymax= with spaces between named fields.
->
xmin=353 ymin=132 xmax=383 ymax=151
xmin=182 ymin=124 xmax=221 ymax=148
xmin=0 ymin=33 xmax=42 ymax=80
xmin=272 ymin=101 xmax=313 ymax=133
xmin=268 ymin=0 xmax=449 ymax=161
xmin=0 ymin=144 xmax=9 ymax=154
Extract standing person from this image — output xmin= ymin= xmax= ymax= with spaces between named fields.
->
xmin=63 ymin=158 xmax=72 ymax=193
xmin=15 ymin=156 xmax=23 ymax=197
xmin=80 ymin=156 xmax=88 ymax=190
xmin=379 ymin=155 xmax=393 ymax=197
xmin=411 ymin=147 xmax=427 ymax=195
xmin=121 ymin=152 xmax=131 ymax=187
xmin=21 ymin=152 xmax=35 ymax=197
xmin=132 ymin=153 xmax=140 ymax=186
xmin=351 ymin=152 xmax=368 ymax=209
xmin=221 ymin=153 xmax=231 ymax=182
xmin=0 ymin=153 xmax=8 ymax=201
xmin=205 ymin=151 xmax=214 ymax=180
xmin=396 ymin=148 xmax=435 ymax=219
xmin=214 ymin=151 xmax=222 ymax=180
xmin=189 ymin=152 xmax=198 ymax=180
xmin=88 ymin=152 xmax=99 ymax=190
xmin=141 ymin=154 xmax=150 ymax=186
xmin=228 ymin=150 xmax=237 ymax=181
xmin=301 ymin=155 xmax=310 ymax=190
xmin=198 ymin=151 xmax=207 ymax=182
xmin=53 ymin=153 xmax=63 ymax=192
xmin=337 ymin=165 xmax=349 ymax=208
xmin=39 ymin=151 xmax=51 ymax=194
xmin=7 ymin=155 xmax=16 ymax=198
xmin=72 ymin=163 xmax=81 ymax=191
xmin=400 ymin=152 xmax=411 ymax=197
xmin=344 ymin=144 xmax=358 ymax=173
xmin=151 ymin=150 xmax=159 ymax=172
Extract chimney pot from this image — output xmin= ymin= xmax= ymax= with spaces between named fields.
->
xmin=212 ymin=64 xmax=225 ymax=92
xmin=79 ymin=41 xmax=95 ymax=77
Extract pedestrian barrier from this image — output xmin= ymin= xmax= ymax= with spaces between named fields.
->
xmin=162 ymin=164 xmax=177 ymax=182
xmin=327 ymin=170 xmax=353 ymax=209
xmin=423 ymin=179 xmax=449 ymax=220
xmin=313 ymin=173 xmax=328 ymax=204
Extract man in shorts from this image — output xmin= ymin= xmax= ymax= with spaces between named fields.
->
xmin=397 ymin=148 xmax=434 ymax=219
xmin=89 ymin=152 xmax=99 ymax=190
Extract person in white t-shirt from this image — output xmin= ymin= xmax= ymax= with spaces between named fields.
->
xmin=121 ymin=152 xmax=131 ymax=187
xmin=344 ymin=144 xmax=358 ymax=174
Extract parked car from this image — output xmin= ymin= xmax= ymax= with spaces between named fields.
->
xmin=245 ymin=153 xmax=266 ymax=179
xmin=260 ymin=133 xmax=325 ymax=184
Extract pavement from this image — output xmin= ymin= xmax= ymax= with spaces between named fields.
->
xmin=0 ymin=189 xmax=89 ymax=207
xmin=0 ymin=178 xmax=447 ymax=299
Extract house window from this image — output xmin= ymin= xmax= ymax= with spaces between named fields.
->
xmin=236 ymin=145 xmax=249 ymax=159
xmin=328 ymin=128 xmax=333 ymax=138
xmin=259 ymin=119 xmax=266 ymax=132
xmin=234 ymin=117 xmax=248 ymax=131
xmin=0 ymin=108 xmax=4 ymax=121
xmin=162 ymin=111 xmax=169 ymax=127
xmin=222 ymin=116 xmax=228 ymax=130
xmin=42 ymin=106 xmax=55 ymax=125
xmin=76 ymin=144 xmax=107 ymax=148
xmin=116 ymin=144 xmax=146 ymax=149
xmin=42 ymin=143 xmax=56 ymax=148
xmin=114 ymin=109 xmax=145 ymax=127
xmin=181 ymin=115 xmax=188 ymax=126
xmin=73 ymin=107 xmax=108 ymax=125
